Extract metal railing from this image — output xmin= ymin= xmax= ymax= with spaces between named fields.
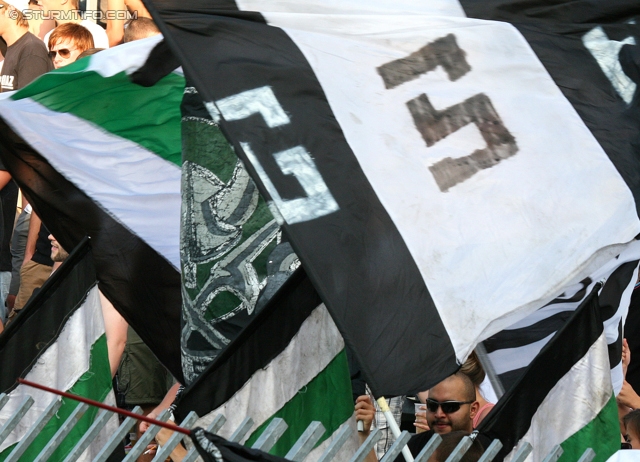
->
xmin=0 ymin=392 xmax=599 ymax=462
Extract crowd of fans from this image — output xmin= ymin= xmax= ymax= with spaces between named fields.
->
xmin=0 ymin=3 xmax=174 ymax=460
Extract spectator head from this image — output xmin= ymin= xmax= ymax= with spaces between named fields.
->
xmin=0 ymin=0 xmax=29 ymax=30
xmin=428 ymin=431 xmax=484 ymax=462
xmin=460 ymin=351 xmax=486 ymax=389
xmin=47 ymin=23 xmax=93 ymax=68
xmin=48 ymin=234 xmax=69 ymax=262
xmin=624 ymin=409 xmax=640 ymax=449
xmin=123 ymin=17 xmax=159 ymax=43
xmin=76 ymin=47 xmax=103 ymax=60
xmin=424 ymin=372 xmax=478 ymax=434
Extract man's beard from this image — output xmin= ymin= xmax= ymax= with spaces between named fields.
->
xmin=52 ymin=249 xmax=69 ymax=262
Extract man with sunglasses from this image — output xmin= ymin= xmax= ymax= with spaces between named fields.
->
xmin=357 ymin=372 xmax=483 ymax=462
xmin=395 ymin=372 xmax=484 ymax=461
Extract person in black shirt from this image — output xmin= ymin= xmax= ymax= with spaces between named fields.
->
xmin=0 ymin=0 xmax=52 ymax=92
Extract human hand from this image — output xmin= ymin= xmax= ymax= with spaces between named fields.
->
xmin=623 ymin=338 xmax=631 ymax=378
xmin=139 ymin=411 xmax=158 ymax=434
xmin=355 ymin=395 xmax=375 ymax=436
xmin=414 ymin=404 xmax=430 ymax=433
xmin=617 ymin=380 xmax=640 ymax=410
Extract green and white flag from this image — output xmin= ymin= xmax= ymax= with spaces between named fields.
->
xmin=0 ymin=35 xmax=186 ymax=383
xmin=478 ymin=286 xmax=620 ymax=462
xmin=0 ymin=241 xmax=118 ymax=461
xmin=175 ymin=269 xmax=358 ymax=460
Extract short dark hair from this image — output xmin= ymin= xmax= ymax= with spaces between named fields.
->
xmin=624 ymin=409 xmax=640 ymax=439
xmin=76 ymin=47 xmax=104 ymax=60
xmin=433 ymin=431 xmax=484 ymax=462
xmin=123 ymin=17 xmax=160 ymax=43
xmin=454 ymin=371 xmax=477 ymax=402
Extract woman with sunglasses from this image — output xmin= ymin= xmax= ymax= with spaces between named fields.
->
xmin=47 ymin=22 xmax=92 ymax=68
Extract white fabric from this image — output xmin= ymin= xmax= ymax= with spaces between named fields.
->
xmin=606 ymin=450 xmax=640 ymax=462
xmin=84 ymin=35 xmax=167 ymax=77
xmin=237 ymin=0 xmax=465 ymax=16
xmin=0 ymin=286 xmax=105 ymax=453
xmin=504 ymin=331 xmax=612 ymax=462
xmin=194 ymin=304 xmax=344 ymax=440
xmin=0 ymin=98 xmax=181 ymax=269
xmin=261 ymin=13 xmax=640 ymax=362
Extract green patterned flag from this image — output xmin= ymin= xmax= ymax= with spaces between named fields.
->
xmin=180 ymin=87 xmax=298 ymax=383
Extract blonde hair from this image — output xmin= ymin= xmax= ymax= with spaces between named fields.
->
xmin=460 ymin=351 xmax=486 ymax=387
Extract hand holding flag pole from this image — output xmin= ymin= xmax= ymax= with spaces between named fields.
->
xmin=377 ymin=397 xmax=414 ymax=462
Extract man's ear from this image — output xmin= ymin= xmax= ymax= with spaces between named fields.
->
xmin=469 ymin=400 xmax=480 ymax=420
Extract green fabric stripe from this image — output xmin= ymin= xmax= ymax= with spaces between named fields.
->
xmin=0 ymin=444 xmax=15 ymax=461
xmin=12 ymin=66 xmax=183 ymax=167
xmin=559 ymin=393 xmax=619 ymax=462
xmin=0 ymin=334 xmax=112 ymax=462
xmin=244 ymin=349 xmax=353 ymax=457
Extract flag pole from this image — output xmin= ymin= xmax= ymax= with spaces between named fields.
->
xmin=377 ymin=396 xmax=414 ymax=462
xmin=18 ymin=378 xmax=191 ymax=436
xmin=475 ymin=342 xmax=504 ymax=400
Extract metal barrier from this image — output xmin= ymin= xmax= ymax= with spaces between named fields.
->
xmin=0 ymin=393 xmax=599 ymax=461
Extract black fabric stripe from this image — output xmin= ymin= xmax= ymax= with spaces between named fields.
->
xmin=600 ymin=260 xmax=638 ymax=321
xmin=0 ymin=239 xmax=94 ymax=393
xmin=543 ymin=277 xmax=591 ymax=306
xmin=609 ymin=320 xmax=623 ymax=371
xmin=144 ymin=2 xmax=458 ymax=396
xmin=174 ymin=266 xmax=320 ymax=422
xmin=624 ymin=286 xmax=640 ymax=392
xmin=496 ymin=367 xmax=527 ymax=393
xmin=477 ymin=287 xmax=604 ymax=458
xmin=459 ymin=1 xmax=640 ymax=216
xmin=0 ymin=119 xmax=184 ymax=384
xmin=482 ymin=310 xmax=573 ymax=353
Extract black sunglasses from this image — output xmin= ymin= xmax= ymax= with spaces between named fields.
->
xmin=48 ymin=48 xmax=74 ymax=59
xmin=426 ymin=398 xmax=473 ymax=414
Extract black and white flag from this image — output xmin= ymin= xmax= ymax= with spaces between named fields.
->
xmin=141 ymin=0 xmax=640 ymax=396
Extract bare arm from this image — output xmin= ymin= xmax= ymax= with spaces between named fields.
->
xmin=106 ymin=0 xmax=127 ymax=46
xmin=139 ymin=382 xmax=182 ymax=433
xmin=99 ymin=291 xmax=129 ymax=377
xmin=355 ymin=395 xmax=379 ymax=462
xmin=23 ymin=211 xmax=41 ymax=266
xmin=0 ymin=172 xmax=11 ymax=191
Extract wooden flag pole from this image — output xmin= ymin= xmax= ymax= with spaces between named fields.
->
xmin=18 ymin=378 xmax=191 ymax=436
xmin=377 ymin=397 xmax=414 ymax=462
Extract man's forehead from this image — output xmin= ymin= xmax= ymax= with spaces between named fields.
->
xmin=429 ymin=375 xmax=466 ymax=400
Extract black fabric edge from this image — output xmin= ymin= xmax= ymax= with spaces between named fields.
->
xmin=143 ymin=5 xmax=458 ymax=398
xmin=0 ymin=116 xmax=184 ymax=384
xmin=0 ymin=238 xmax=96 ymax=393
xmin=174 ymin=266 xmax=321 ymax=421
xmin=482 ymin=310 xmax=574 ymax=352
xmin=477 ymin=285 xmax=604 ymax=457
